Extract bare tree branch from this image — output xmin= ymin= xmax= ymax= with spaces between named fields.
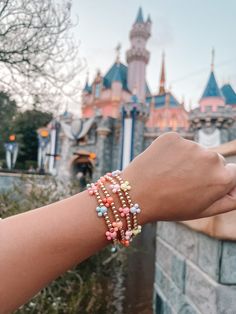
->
xmin=0 ymin=0 xmax=85 ymax=111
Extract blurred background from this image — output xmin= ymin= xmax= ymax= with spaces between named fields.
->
xmin=0 ymin=1 xmax=236 ymax=313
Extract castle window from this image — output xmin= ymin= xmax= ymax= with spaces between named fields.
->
xmin=95 ymin=83 xmax=101 ymax=98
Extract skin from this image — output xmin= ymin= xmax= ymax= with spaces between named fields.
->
xmin=1 ymin=132 xmax=236 ymax=313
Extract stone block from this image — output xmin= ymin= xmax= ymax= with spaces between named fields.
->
xmin=178 ymin=303 xmax=198 ymax=314
xmin=220 ymin=241 xmax=236 ymax=284
xmin=197 ymin=232 xmax=221 ymax=281
xmin=216 ymin=284 xmax=236 ymax=314
xmin=157 ymin=221 xmax=177 ymax=247
xmin=154 ymin=292 xmax=173 ymax=314
xmin=156 ymin=237 xmax=186 ymax=292
xmin=171 ymin=253 xmax=186 ymax=292
xmin=155 ymin=263 xmax=185 ymax=313
xmin=185 ymin=261 xmax=217 ymax=314
xmin=174 ymin=223 xmax=198 ymax=263
xmin=156 ymin=237 xmax=172 ymax=275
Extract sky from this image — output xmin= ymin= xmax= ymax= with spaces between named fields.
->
xmin=71 ymin=0 xmax=236 ymax=113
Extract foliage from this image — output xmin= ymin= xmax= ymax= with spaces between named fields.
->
xmin=0 ymin=176 xmax=122 ymax=313
xmin=0 ymin=91 xmax=17 ymax=159
xmin=12 ymin=109 xmax=52 ymax=166
xmin=0 ymin=0 xmax=85 ymax=110
xmin=0 ymin=91 xmax=52 ymax=168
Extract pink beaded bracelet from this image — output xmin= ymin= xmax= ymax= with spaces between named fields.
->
xmin=87 ymin=170 xmax=142 ymax=252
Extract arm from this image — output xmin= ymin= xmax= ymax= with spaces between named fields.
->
xmin=1 ymin=132 xmax=236 ymax=313
xmin=0 ymin=191 xmax=110 ymax=313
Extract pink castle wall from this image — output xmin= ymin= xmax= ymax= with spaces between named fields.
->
xmin=146 ymin=106 xmax=189 ymax=130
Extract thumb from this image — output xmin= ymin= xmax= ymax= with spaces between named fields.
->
xmin=201 ymin=187 xmax=236 ymax=218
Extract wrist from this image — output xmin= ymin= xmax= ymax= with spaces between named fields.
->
xmin=86 ymin=171 xmax=144 ymax=248
xmin=121 ymin=168 xmax=158 ymax=225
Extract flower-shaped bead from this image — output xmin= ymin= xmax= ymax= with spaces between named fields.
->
xmin=102 ymin=197 xmax=114 ymax=208
xmin=112 ymin=221 xmax=123 ymax=231
xmin=130 ymin=203 xmax=141 ymax=214
xmin=112 ymin=170 xmax=121 ymax=177
xmin=105 ymin=229 xmax=117 ymax=241
xmin=118 ymin=207 xmax=130 ymax=217
xmin=121 ymin=239 xmax=130 ymax=247
xmin=87 ymin=184 xmax=98 ymax=196
xmin=96 ymin=206 xmax=107 ymax=217
xmin=110 ymin=183 xmax=120 ymax=194
xmin=132 ymin=225 xmax=142 ymax=236
xmin=120 ymin=181 xmax=131 ymax=192
xmin=125 ymin=230 xmax=133 ymax=240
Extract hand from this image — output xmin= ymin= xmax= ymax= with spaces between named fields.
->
xmin=122 ymin=132 xmax=236 ymax=223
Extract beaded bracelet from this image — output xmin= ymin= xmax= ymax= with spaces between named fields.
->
xmin=87 ymin=170 xmax=142 ymax=251
xmin=110 ymin=170 xmax=142 ymax=236
xmin=104 ymin=173 xmax=133 ymax=245
xmin=97 ymin=177 xmax=126 ymax=242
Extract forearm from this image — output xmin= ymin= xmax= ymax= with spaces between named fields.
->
xmin=0 ymin=190 xmax=108 ymax=313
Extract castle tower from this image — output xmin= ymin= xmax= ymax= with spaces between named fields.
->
xmin=199 ymin=49 xmax=225 ymax=111
xmin=189 ymin=51 xmax=235 ymax=147
xmin=126 ymin=7 xmax=151 ymax=102
xmin=146 ymin=53 xmax=188 ymax=132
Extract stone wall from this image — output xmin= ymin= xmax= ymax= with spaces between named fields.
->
xmin=153 ymin=221 xmax=236 ymax=314
xmin=0 ymin=172 xmax=48 ymax=193
xmin=0 ymin=173 xmax=24 ymax=192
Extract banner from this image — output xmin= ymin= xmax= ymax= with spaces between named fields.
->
xmin=198 ymin=129 xmax=221 ymax=148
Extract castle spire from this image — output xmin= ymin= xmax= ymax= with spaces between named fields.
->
xmin=115 ymin=43 xmax=121 ymax=63
xmin=83 ymin=71 xmax=91 ymax=93
xmin=211 ymin=48 xmax=215 ymax=71
xmin=147 ymin=14 xmax=152 ymax=23
xmin=126 ymin=7 xmax=151 ymax=101
xmin=135 ymin=7 xmax=144 ymax=24
xmin=199 ymin=50 xmax=225 ymax=107
xmin=159 ymin=52 xmax=166 ymax=95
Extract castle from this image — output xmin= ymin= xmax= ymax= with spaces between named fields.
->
xmin=38 ymin=8 xmax=236 ymax=181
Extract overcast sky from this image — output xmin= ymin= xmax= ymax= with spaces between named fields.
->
xmin=72 ymin=0 xmax=236 ymax=113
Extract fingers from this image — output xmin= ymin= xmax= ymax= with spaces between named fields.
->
xmin=201 ymin=187 xmax=236 ymax=217
xmin=225 ymin=163 xmax=236 ymax=190
xmin=200 ymin=164 xmax=236 ymax=218
xmin=217 ymin=153 xmax=226 ymax=165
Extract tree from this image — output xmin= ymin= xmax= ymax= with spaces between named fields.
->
xmin=13 ymin=109 xmax=52 ymax=167
xmin=0 ymin=0 xmax=84 ymax=110
xmin=0 ymin=92 xmax=17 ymax=160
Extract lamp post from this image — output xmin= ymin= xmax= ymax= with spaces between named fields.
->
xmin=37 ymin=128 xmax=50 ymax=174
xmin=4 ymin=134 xmax=18 ymax=170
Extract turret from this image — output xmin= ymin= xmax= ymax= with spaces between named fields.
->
xmin=126 ymin=7 xmax=151 ymax=102
xmin=111 ymin=45 xmax=123 ymax=100
xmin=111 ymin=63 xmax=123 ymax=100
xmin=199 ymin=49 xmax=225 ymax=110
xmin=83 ymin=75 xmax=91 ymax=95
xmin=189 ymin=50 xmax=235 ymax=147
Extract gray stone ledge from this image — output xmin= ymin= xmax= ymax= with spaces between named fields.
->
xmin=220 ymin=241 xmax=236 ymax=284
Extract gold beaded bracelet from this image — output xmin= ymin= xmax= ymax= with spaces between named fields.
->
xmin=87 ymin=170 xmax=142 ymax=251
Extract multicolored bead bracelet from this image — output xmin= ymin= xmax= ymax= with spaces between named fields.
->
xmin=87 ymin=170 xmax=142 ymax=251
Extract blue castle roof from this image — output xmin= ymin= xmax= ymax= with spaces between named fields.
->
xmin=146 ymin=92 xmax=180 ymax=108
xmin=201 ymin=71 xmax=224 ymax=99
xmin=135 ymin=7 xmax=144 ymax=24
xmin=221 ymin=84 xmax=236 ymax=105
xmin=83 ymin=80 xmax=92 ymax=93
xmin=83 ymin=61 xmax=151 ymax=96
xmin=103 ymin=62 xmax=128 ymax=90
